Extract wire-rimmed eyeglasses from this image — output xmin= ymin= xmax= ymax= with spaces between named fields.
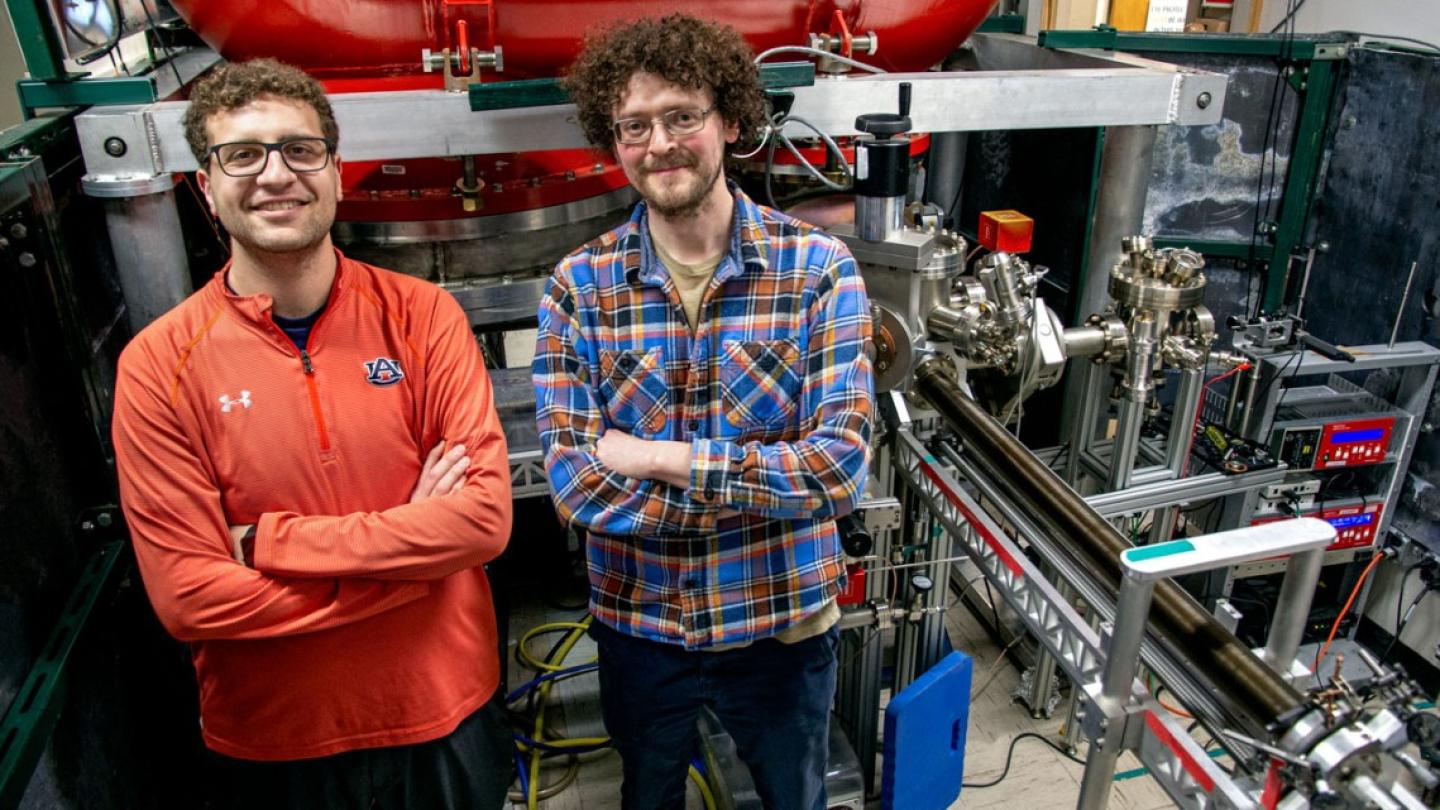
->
xmin=206 ymin=137 xmax=337 ymax=177
xmin=611 ymin=107 xmax=715 ymax=146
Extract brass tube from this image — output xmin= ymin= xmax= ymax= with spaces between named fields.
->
xmin=914 ymin=358 xmax=1303 ymax=728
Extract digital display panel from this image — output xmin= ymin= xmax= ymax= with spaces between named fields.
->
xmin=1330 ymin=428 xmax=1384 ymax=445
xmin=1326 ymin=513 xmax=1375 ymax=529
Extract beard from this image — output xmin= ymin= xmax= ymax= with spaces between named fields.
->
xmin=636 ymin=149 xmax=723 ymax=219
xmin=218 ymin=197 xmax=336 ymax=258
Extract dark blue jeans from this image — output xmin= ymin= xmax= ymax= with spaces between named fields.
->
xmin=591 ymin=618 xmax=839 ymax=810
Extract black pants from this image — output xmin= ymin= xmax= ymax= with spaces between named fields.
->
xmin=591 ymin=619 xmax=838 ymax=810
xmin=206 ymin=693 xmax=514 ymax=810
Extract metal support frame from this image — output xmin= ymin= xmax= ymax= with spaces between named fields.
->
xmin=1079 ymin=125 xmax=1159 ymax=322
xmin=75 ymin=35 xmax=1225 ymax=178
xmin=6 ymin=0 xmax=71 ymax=82
xmin=1074 ymin=518 xmax=1333 ymax=808
xmin=18 ymin=49 xmax=221 ymax=115
xmin=1042 ymin=28 xmax=1351 ymax=314
xmin=891 ymin=429 xmax=1254 ymax=808
xmin=0 ymin=541 xmax=130 ymax=807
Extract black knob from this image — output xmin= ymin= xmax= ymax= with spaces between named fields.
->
xmin=854 ymin=82 xmax=913 ymax=140
xmin=837 ymin=514 xmax=873 ymax=558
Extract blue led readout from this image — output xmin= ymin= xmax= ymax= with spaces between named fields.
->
xmin=1330 ymin=428 xmax=1384 ymax=445
xmin=1327 ymin=513 xmax=1375 ymax=529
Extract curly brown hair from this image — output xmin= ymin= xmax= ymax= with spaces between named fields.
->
xmin=562 ymin=14 xmax=767 ymax=154
xmin=183 ymin=58 xmax=338 ymax=166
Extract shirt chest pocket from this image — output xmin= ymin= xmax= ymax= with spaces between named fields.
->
xmin=719 ymin=339 xmax=802 ymax=429
xmin=599 ymin=346 xmax=669 ymax=436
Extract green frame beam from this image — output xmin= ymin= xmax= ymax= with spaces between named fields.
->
xmin=1044 ymin=27 xmax=1351 ymax=314
xmin=7 ymin=0 xmax=70 ymax=81
xmin=1039 ymin=27 xmax=1349 ymax=60
xmin=1264 ymin=57 xmax=1339 ymax=310
xmin=0 ymin=541 xmax=130 ymax=808
xmin=977 ymin=14 xmax=1025 ymax=35
xmin=17 ymin=74 xmax=172 ymax=113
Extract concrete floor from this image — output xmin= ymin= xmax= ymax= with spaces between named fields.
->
xmin=501 ymin=561 xmax=1194 ymax=809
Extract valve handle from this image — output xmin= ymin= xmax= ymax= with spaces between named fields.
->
xmin=854 ymin=81 xmax=913 ymax=139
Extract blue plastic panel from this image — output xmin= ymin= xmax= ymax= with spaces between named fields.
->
xmin=881 ymin=651 xmax=973 ymax=810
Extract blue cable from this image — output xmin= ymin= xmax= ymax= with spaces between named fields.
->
xmin=514 ymin=748 xmax=529 ymax=795
xmin=505 ymin=663 xmax=599 ymax=704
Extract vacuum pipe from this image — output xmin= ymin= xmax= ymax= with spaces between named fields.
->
xmin=914 ymin=358 xmax=1303 ymax=729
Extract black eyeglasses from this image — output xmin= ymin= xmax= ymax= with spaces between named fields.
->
xmin=206 ymin=137 xmax=337 ymax=177
xmin=612 ymin=107 xmax=715 ymax=145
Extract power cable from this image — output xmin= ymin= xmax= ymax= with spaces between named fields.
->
xmin=962 ymin=732 xmax=1086 ymax=789
xmin=1267 ymin=0 xmax=1310 ymax=34
xmin=1313 ymin=551 xmax=1385 ymax=683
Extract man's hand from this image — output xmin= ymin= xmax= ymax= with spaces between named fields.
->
xmin=229 ymin=524 xmax=254 ymax=565
xmin=596 ymin=431 xmax=692 ymax=489
xmin=595 ymin=431 xmax=656 ymax=479
xmin=410 ymin=442 xmax=470 ymax=503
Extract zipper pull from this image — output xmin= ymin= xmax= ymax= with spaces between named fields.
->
xmin=300 ymin=349 xmax=315 ymax=375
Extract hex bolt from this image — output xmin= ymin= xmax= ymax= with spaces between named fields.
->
xmin=10 ymin=222 xmax=27 ymax=239
xmin=1196 ymin=92 xmax=1212 ymax=109
xmin=103 ymin=136 xmax=128 ymax=157
xmin=18 ymin=252 xmax=36 ymax=268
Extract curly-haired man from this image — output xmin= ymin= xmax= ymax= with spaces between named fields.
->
xmin=534 ymin=15 xmax=874 ymax=810
xmin=113 ymin=59 xmax=515 ymax=808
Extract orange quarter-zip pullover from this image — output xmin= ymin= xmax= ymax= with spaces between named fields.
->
xmin=113 ymin=251 xmax=512 ymax=760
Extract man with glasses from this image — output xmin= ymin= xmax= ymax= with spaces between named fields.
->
xmin=112 ymin=59 xmax=514 ymax=808
xmin=534 ymin=15 xmax=874 ymax=810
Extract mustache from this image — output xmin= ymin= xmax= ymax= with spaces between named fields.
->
xmin=642 ymin=153 xmax=698 ymax=173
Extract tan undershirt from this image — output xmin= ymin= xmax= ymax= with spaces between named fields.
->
xmin=653 ymin=236 xmax=841 ymax=649
xmin=653 ymin=238 xmax=723 ymax=333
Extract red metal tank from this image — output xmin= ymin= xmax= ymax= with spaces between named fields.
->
xmin=168 ymin=0 xmax=998 ymax=82
xmin=169 ymin=0 xmax=997 ymax=225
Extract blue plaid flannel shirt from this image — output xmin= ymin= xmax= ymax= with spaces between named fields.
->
xmin=533 ymin=184 xmax=874 ymax=648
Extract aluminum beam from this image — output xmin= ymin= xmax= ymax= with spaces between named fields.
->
xmin=76 ymin=34 xmax=1225 ymax=179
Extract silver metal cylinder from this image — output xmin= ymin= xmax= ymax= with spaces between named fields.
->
xmin=1166 ymin=367 xmax=1204 ymax=476
xmin=926 ymin=305 xmax=964 ymax=342
xmin=1078 ymin=126 xmax=1159 ymax=319
xmin=1259 ymin=548 xmax=1325 ymax=675
xmin=1078 ymin=572 xmax=1156 ymax=810
xmin=100 ymin=188 xmax=193 ymax=332
xmin=1236 ymin=359 xmax=1265 ymax=439
xmin=855 ymin=194 xmax=904 ymax=242
xmin=1108 ymin=314 xmax=1159 ymax=490
xmin=1062 ymin=325 xmax=1107 ymax=359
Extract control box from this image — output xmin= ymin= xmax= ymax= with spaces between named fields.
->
xmin=1314 ymin=417 xmax=1395 ymax=468
xmin=1269 ymin=386 xmax=1397 ymax=470
xmin=1252 ymin=499 xmax=1384 ymax=551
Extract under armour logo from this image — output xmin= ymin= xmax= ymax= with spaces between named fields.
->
xmin=218 ymin=391 xmax=252 ymax=412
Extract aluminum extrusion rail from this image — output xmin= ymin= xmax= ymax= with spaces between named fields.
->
xmin=913 ymin=358 xmax=1303 ymax=729
xmin=889 ymin=429 xmax=1251 ymax=808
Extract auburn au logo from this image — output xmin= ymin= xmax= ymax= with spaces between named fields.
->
xmin=363 ymin=357 xmax=405 ymax=386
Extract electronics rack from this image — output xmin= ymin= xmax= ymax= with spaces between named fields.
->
xmin=1208 ymin=343 xmax=1440 ymax=584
